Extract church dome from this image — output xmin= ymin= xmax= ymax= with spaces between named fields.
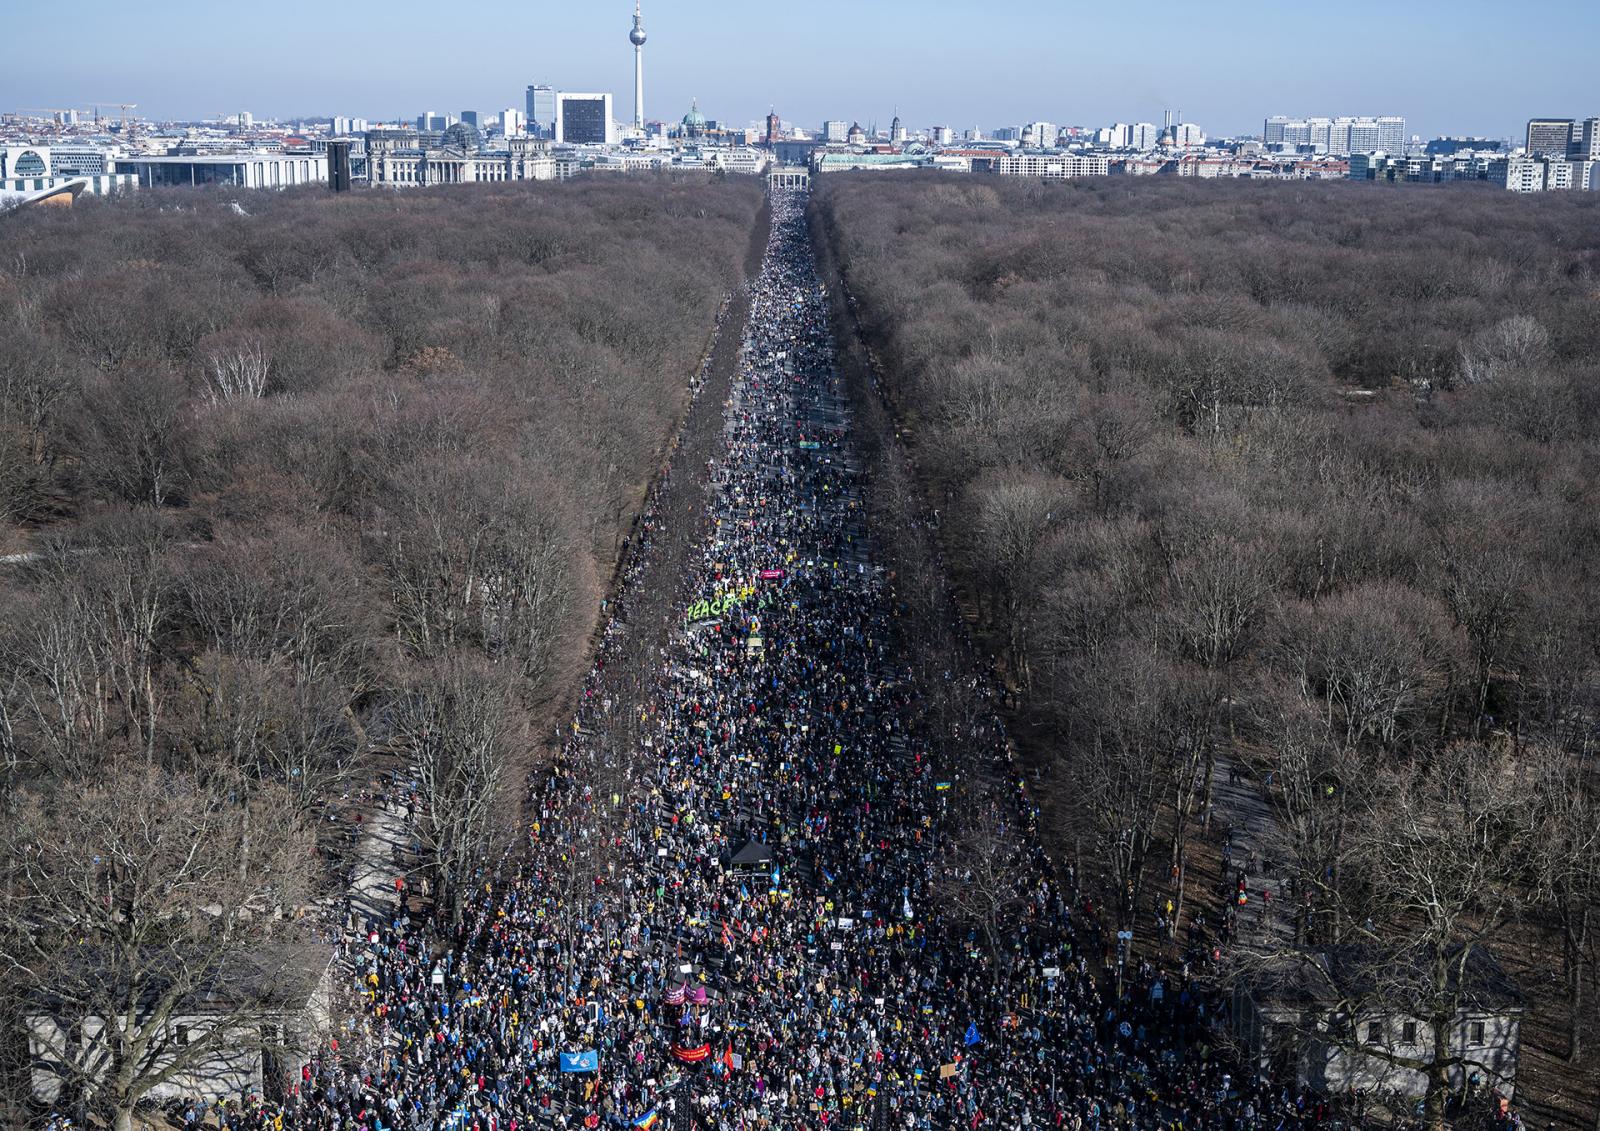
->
xmin=682 ymin=100 xmax=707 ymax=130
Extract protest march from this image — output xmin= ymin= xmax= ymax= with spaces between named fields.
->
xmin=193 ymin=191 xmax=1348 ymax=1131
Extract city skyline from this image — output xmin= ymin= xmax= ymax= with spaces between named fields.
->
xmin=4 ymin=0 xmax=1596 ymax=140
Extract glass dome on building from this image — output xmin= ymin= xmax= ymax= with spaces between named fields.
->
xmin=443 ymin=121 xmax=482 ymax=151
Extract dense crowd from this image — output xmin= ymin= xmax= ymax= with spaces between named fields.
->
xmin=172 ymin=191 xmax=1363 ymax=1131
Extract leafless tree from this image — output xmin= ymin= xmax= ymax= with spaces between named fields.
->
xmin=4 ymin=515 xmax=176 ymax=771
xmin=0 ymin=763 xmax=318 ymax=1131
xmin=1525 ymin=742 xmax=1600 ymax=1061
xmin=966 ymin=475 xmax=1060 ymax=688
xmin=1271 ymin=582 xmax=1462 ymax=752
xmin=179 ymin=526 xmax=378 ymax=696
xmin=0 ymin=326 xmax=74 ymax=525
xmin=1056 ymin=646 xmax=1186 ymax=930
xmin=74 ymin=366 xmax=194 ymax=507
xmin=1427 ymin=483 xmax=1532 ymax=734
xmin=200 ymin=331 xmax=271 ymax=405
xmin=388 ymin=661 xmax=519 ymax=929
xmin=1455 ymin=315 xmax=1551 ymax=388
xmin=813 ymin=171 xmax=1600 ymax=1117
xmin=375 ymin=457 xmax=576 ymax=692
xmin=930 ymin=780 xmax=1032 ymax=978
xmin=1230 ymin=743 xmax=1530 ymax=1131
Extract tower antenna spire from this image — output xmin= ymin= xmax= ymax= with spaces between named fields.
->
xmin=629 ymin=0 xmax=647 ymax=131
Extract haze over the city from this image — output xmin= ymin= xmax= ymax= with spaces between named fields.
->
xmin=5 ymin=0 xmax=1596 ymax=136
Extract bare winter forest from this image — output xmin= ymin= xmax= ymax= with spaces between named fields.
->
xmin=0 ymin=175 xmax=761 ymax=1121
xmin=814 ymin=174 xmax=1600 ymax=1122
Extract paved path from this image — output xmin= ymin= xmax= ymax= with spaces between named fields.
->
xmin=347 ymin=795 xmax=413 ymax=924
xmin=1211 ymin=758 xmax=1298 ymax=951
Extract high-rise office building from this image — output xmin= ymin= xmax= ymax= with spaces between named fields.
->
xmin=1571 ymin=118 xmax=1600 ymax=160
xmin=1526 ymin=118 xmax=1574 ymax=157
xmin=1346 ymin=119 xmax=1383 ymax=153
xmin=554 ymin=93 xmax=616 ymax=145
xmin=460 ymin=111 xmax=481 ymax=128
xmin=502 ymin=109 xmax=528 ymax=137
xmin=822 ymin=120 xmax=848 ymax=143
xmin=1024 ymin=121 xmax=1058 ymax=148
xmin=526 ymin=85 xmax=557 ymax=137
xmin=1264 ymin=115 xmax=1404 ymax=154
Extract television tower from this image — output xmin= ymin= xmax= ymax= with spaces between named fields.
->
xmin=629 ymin=1 xmax=647 ymax=130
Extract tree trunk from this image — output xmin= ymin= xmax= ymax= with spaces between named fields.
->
xmin=1171 ymin=853 xmax=1186 ymax=939
xmin=1424 ymin=1018 xmax=1451 ymax=1131
xmin=1566 ymin=902 xmax=1589 ymax=1062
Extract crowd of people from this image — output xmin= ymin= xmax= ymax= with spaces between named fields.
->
xmin=169 ymin=191 xmax=1389 ymax=1131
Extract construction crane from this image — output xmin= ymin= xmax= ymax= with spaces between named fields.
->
xmin=83 ymin=102 xmax=138 ymax=131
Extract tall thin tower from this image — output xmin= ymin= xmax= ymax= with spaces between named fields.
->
xmin=629 ymin=1 xmax=647 ymax=130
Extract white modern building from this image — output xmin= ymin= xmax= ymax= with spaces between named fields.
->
xmin=997 ymin=152 xmax=1111 ymax=178
xmin=118 ymin=152 xmax=327 ymax=189
xmin=0 ymin=145 xmax=136 ymax=197
xmin=1493 ymin=154 xmax=1600 ymax=193
xmin=1264 ymin=115 xmax=1405 ymax=154
xmin=1170 ymin=122 xmax=1206 ymax=148
xmin=1102 ymin=122 xmax=1160 ymax=149
xmin=1023 ymin=121 xmax=1059 ymax=148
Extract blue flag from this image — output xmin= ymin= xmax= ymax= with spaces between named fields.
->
xmin=560 ymin=1049 xmax=600 ymax=1073
xmin=964 ymin=1023 xmax=981 ymax=1047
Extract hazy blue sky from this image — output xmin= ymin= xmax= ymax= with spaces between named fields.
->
xmin=5 ymin=0 xmax=1595 ymax=138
